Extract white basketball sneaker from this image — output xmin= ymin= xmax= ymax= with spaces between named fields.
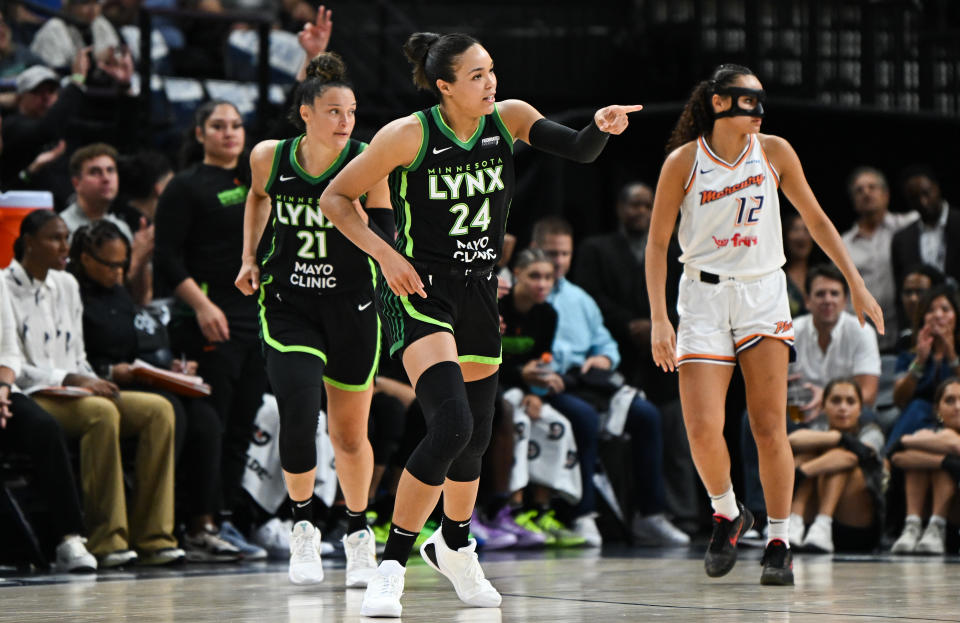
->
xmin=420 ymin=530 xmax=501 ymax=608
xmin=343 ymin=527 xmax=378 ymax=587
xmin=360 ymin=560 xmax=405 ymax=618
xmin=288 ymin=521 xmax=324 ymax=585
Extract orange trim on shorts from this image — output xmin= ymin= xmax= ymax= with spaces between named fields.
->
xmin=759 ymin=142 xmax=780 ymax=187
xmin=698 ymin=135 xmax=753 ymax=170
xmin=734 ymin=333 xmax=794 ymax=348
xmin=678 ymin=353 xmax=737 ymax=363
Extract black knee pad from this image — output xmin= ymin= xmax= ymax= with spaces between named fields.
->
xmin=448 ymin=371 xmax=499 ymax=482
xmin=405 ymin=361 xmax=473 ymax=486
xmin=267 ymin=349 xmax=326 ymax=474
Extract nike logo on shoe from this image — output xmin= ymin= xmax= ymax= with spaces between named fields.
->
xmin=358 ymin=302 xmax=372 ymax=311
xmin=433 ymin=146 xmax=452 ymax=154
xmin=279 ymin=175 xmax=296 ymax=182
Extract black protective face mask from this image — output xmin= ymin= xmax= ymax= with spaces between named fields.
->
xmin=713 ymin=86 xmax=766 ymax=118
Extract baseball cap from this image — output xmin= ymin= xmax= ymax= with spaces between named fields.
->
xmin=16 ymin=65 xmax=59 ymax=95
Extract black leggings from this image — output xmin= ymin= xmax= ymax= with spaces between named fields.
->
xmin=172 ymin=324 xmax=267 ymax=515
xmin=1 ymin=394 xmax=85 ymax=552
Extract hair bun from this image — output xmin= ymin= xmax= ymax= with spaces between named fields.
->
xmin=305 ymin=52 xmax=347 ymax=83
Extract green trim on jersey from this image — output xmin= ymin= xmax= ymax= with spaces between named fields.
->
xmin=459 ymin=352 xmax=502 ymax=365
xmin=404 ymin=112 xmax=429 ymax=171
xmin=400 ymin=295 xmax=453 ymax=332
xmin=289 ymin=135 xmax=350 ymax=185
xmin=264 ymin=141 xmax=284 ymax=194
xmin=400 ymin=171 xmax=415 ymax=257
xmin=259 ymin=215 xmax=279 ymax=267
xmin=431 ymin=106 xmax=486 ymax=150
xmin=257 ymin=277 xmax=328 ymax=362
xmin=492 ymin=104 xmax=514 ymax=154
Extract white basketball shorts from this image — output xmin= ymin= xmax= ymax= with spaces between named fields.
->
xmin=676 ymin=267 xmax=795 ymax=366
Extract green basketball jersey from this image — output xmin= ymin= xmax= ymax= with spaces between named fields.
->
xmin=389 ymin=104 xmax=515 ymax=269
xmin=260 ymin=136 xmax=375 ymax=295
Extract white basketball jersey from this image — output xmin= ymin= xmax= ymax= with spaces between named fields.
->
xmin=677 ymin=134 xmax=785 ymax=277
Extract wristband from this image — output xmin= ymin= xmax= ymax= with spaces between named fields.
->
xmin=18 ymin=169 xmax=31 ymax=183
xmin=908 ymin=359 xmax=924 ymax=379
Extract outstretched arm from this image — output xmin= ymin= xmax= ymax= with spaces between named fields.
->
xmin=764 ymin=135 xmax=884 ymax=334
xmin=497 ymin=100 xmax=642 ymax=163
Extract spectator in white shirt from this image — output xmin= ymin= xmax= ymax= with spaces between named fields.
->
xmin=792 ymin=264 xmax=882 ymax=420
xmin=3 ymin=209 xmax=182 ymax=568
xmin=841 ymin=166 xmax=918 ymax=352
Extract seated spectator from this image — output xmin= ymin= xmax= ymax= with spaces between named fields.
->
xmin=0 ymin=273 xmax=97 ymax=572
xmin=742 ymin=263 xmax=881 ymax=522
xmin=69 ymin=221 xmax=240 ymax=563
xmin=0 ymin=8 xmax=45 ymax=79
xmin=0 ymin=65 xmax=76 ymax=200
xmin=887 ymin=285 xmax=960 ymax=454
xmin=889 ymin=378 xmax=960 ymax=555
xmin=30 ymin=0 xmax=120 ymax=71
xmin=532 ymin=217 xmax=690 ymax=547
xmin=788 ymin=378 xmax=886 ymax=553
xmin=497 ymin=248 xmax=583 ymax=547
xmin=783 ymin=212 xmax=825 ymax=319
xmin=3 ymin=209 xmax=183 ymax=568
xmin=792 ymin=264 xmax=881 ymax=416
xmin=841 ymin=166 xmax=917 ymax=351
xmin=892 ymin=166 xmax=960 ymax=300
xmin=895 ymin=264 xmax=944 ymax=352
xmin=61 ymin=143 xmax=153 ymax=303
xmin=572 ymin=181 xmax=699 ymax=529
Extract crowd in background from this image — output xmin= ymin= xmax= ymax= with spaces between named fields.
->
xmin=0 ymin=0 xmax=959 ymax=573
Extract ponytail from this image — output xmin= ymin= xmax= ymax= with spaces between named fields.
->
xmin=402 ymin=32 xmax=479 ymax=101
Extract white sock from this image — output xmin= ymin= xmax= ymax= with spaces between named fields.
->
xmin=814 ymin=514 xmax=833 ymax=526
xmin=709 ymin=487 xmax=739 ymax=520
xmin=928 ymin=515 xmax=946 ymax=528
xmin=905 ymin=514 xmax=922 ymax=526
xmin=767 ymin=517 xmax=790 ymax=547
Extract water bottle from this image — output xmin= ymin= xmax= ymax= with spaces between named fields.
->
xmin=529 ymin=352 xmax=554 ymax=397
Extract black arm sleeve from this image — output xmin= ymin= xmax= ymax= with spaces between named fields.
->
xmin=366 ymin=207 xmax=397 ymax=244
xmin=527 ymin=117 xmax=610 ymax=164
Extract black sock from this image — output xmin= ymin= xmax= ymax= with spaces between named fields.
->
xmin=441 ymin=513 xmax=470 ymax=550
xmin=382 ymin=524 xmax=418 ymax=566
xmin=345 ymin=507 xmax=368 ymax=534
xmin=290 ymin=496 xmax=314 ymax=524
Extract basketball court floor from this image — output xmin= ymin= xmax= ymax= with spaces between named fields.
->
xmin=2 ymin=546 xmax=958 ymax=622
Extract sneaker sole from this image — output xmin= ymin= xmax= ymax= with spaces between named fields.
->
xmin=419 ymin=538 xmax=501 ymax=608
xmin=760 ymin=570 xmax=795 ymax=586
xmin=289 ymin=566 xmax=325 ymax=585
xmin=360 ymin=602 xmax=402 ymax=618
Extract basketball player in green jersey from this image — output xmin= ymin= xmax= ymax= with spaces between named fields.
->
xmin=316 ymin=33 xmax=642 ymax=617
xmin=235 ymin=53 xmax=396 ymax=589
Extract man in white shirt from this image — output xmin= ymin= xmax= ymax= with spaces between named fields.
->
xmin=792 ymin=264 xmax=882 ymax=418
xmin=841 ymin=167 xmax=917 ymax=351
